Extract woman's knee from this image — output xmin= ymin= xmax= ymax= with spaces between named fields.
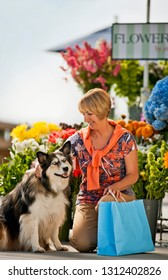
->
xmin=69 ymin=234 xmax=96 ymax=252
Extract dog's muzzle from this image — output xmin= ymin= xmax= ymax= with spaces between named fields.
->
xmin=54 ymin=166 xmax=69 ymax=179
xmin=54 ymin=173 xmax=69 ymax=179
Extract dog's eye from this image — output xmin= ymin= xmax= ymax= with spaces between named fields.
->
xmin=62 ymin=158 xmax=67 ymax=163
xmin=52 ymin=161 xmax=58 ymax=165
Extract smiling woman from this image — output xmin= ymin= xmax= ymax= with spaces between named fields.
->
xmin=66 ymin=87 xmax=139 ymax=253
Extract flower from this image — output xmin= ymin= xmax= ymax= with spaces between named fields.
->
xmin=0 ymin=122 xmax=77 ymax=195
xmin=70 ymin=168 xmax=82 ymax=195
xmin=144 ymin=76 xmax=168 ymax=131
xmin=10 ymin=121 xmax=61 ymax=142
xmin=163 ymin=151 xmax=168 ymax=168
xmin=48 ymin=128 xmax=76 ymax=143
xmin=132 ymin=140 xmax=168 ymax=200
xmin=116 ymin=116 xmax=168 ymax=199
xmin=60 ymin=40 xmax=121 ymax=92
xmin=116 ymin=117 xmax=158 ymax=143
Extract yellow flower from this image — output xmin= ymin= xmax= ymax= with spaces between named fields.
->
xmin=48 ymin=123 xmax=61 ymax=132
xmin=10 ymin=122 xmax=61 ymax=142
xmin=140 ymin=171 xmax=147 ymax=181
xmin=10 ymin=124 xmax=28 ymax=141
xmin=163 ymin=151 xmax=168 ymax=168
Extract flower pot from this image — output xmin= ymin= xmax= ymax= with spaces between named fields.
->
xmin=143 ymin=199 xmax=159 ymax=245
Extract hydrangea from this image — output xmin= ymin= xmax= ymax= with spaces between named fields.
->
xmin=144 ymin=76 xmax=168 ymax=131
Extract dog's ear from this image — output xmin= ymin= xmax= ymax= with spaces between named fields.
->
xmin=59 ymin=141 xmax=71 ymax=156
xmin=36 ymin=151 xmax=48 ymax=166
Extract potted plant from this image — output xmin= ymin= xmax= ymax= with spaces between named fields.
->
xmin=60 ymin=40 xmax=121 ymax=93
xmin=132 ymin=138 xmax=168 ymax=243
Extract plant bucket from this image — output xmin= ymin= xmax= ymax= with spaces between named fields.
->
xmin=143 ymin=199 xmax=159 ymax=245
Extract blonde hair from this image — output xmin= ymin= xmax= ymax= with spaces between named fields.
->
xmin=78 ymin=88 xmax=111 ymax=119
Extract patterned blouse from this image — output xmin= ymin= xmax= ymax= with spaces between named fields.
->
xmin=68 ymin=130 xmax=137 ymax=205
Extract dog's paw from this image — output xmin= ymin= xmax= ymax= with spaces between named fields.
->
xmin=57 ymin=246 xmax=68 ymax=251
xmin=33 ymin=246 xmax=45 ymax=253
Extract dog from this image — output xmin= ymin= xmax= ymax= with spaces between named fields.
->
xmin=0 ymin=141 xmax=72 ymax=252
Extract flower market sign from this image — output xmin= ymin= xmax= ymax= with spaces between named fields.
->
xmin=112 ymin=23 xmax=168 ymax=60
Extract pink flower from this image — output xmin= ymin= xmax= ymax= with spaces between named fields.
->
xmin=60 ymin=40 xmax=121 ymax=92
xmin=83 ymin=60 xmax=97 ymax=73
xmin=94 ymin=76 xmax=106 ymax=88
xmin=113 ymin=64 xmax=121 ymax=76
xmin=67 ymin=57 xmax=78 ymax=68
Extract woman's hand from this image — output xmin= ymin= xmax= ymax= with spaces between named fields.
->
xmin=103 ymin=186 xmax=121 ymax=199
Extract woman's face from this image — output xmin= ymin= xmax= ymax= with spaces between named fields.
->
xmin=82 ymin=111 xmax=101 ymax=130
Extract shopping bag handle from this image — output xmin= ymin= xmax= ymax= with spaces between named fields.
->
xmin=108 ymin=189 xmax=126 ymax=202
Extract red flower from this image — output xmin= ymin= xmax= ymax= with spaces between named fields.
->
xmin=48 ymin=128 xmax=76 ymax=143
xmin=73 ymin=168 xmax=82 ymax=177
xmin=48 ymin=131 xmax=60 ymax=143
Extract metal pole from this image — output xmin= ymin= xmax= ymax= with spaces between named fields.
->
xmin=147 ymin=0 xmax=150 ymax=23
xmin=143 ymin=0 xmax=150 ymax=88
xmin=141 ymin=0 xmax=151 ymax=111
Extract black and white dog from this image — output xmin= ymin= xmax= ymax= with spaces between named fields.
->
xmin=0 ymin=141 xmax=72 ymax=252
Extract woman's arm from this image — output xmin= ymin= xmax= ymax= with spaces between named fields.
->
xmin=104 ymin=149 xmax=139 ymax=195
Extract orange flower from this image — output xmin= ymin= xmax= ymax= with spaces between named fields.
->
xmin=138 ymin=121 xmax=147 ymax=127
xmin=132 ymin=120 xmax=140 ymax=131
xmin=141 ymin=125 xmax=154 ymax=139
xmin=163 ymin=151 xmax=168 ymax=169
xmin=135 ymin=127 xmax=143 ymax=138
xmin=125 ymin=123 xmax=134 ymax=133
xmin=116 ymin=120 xmax=126 ymax=127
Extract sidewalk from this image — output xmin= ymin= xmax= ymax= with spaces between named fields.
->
xmin=0 ymin=245 xmax=167 ymax=260
xmin=0 ymin=232 xmax=167 ymax=260
xmin=0 ymin=195 xmax=168 ymax=260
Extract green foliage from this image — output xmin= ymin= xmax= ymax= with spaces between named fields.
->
xmin=148 ymin=61 xmax=168 ymax=89
xmin=114 ymin=60 xmax=168 ymax=106
xmin=0 ymin=149 xmax=37 ymax=195
xmin=132 ymin=140 xmax=168 ymax=200
xmin=114 ymin=60 xmax=143 ymax=106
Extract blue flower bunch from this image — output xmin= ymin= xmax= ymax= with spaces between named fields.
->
xmin=144 ymin=76 xmax=168 ymax=131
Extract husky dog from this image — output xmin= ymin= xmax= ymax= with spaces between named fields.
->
xmin=0 ymin=141 xmax=72 ymax=252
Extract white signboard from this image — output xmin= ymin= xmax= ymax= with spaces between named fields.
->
xmin=112 ymin=23 xmax=168 ymax=60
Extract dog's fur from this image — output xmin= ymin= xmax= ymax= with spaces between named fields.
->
xmin=0 ymin=141 xmax=72 ymax=252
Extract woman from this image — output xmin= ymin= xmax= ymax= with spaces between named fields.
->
xmin=68 ymin=88 xmax=139 ymax=253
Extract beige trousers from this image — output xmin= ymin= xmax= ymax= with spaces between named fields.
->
xmin=70 ymin=194 xmax=135 ymax=253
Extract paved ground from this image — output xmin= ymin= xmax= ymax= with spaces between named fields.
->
xmin=0 ymin=243 xmax=167 ymax=260
xmin=0 ymin=231 xmax=167 ymax=260
xmin=0 ymin=194 xmax=167 ymax=260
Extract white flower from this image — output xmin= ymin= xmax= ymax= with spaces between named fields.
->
xmin=152 ymin=134 xmax=163 ymax=141
xmin=38 ymin=144 xmax=48 ymax=153
xmin=11 ymin=138 xmax=40 ymax=155
xmin=137 ymin=143 xmax=153 ymax=154
xmin=56 ymin=138 xmax=64 ymax=146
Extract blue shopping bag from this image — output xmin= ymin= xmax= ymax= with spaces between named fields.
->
xmin=97 ymin=199 xmax=154 ymax=256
